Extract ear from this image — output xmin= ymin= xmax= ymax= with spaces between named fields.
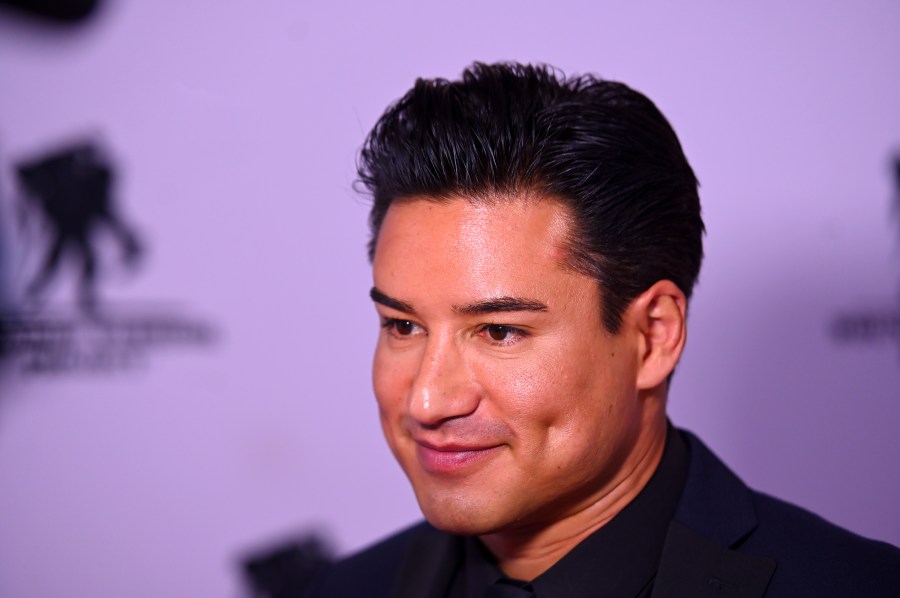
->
xmin=626 ymin=280 xmax=688 ymax=391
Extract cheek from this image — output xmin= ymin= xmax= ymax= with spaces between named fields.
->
xmin=481 ymin=348 xmax=621 ymax=453
xmin=372 ymin=348 xmax=409 ymax=458
xmin=479 ymin=357 xmax=567 ymax=440
xmin=372 ymin=344 xmax=414 ymax=414
xmin=498 ymin=364 xmax=553 ymax=414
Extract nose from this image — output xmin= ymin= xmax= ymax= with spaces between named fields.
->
xmin=407 ymin=334 xmax=481 ymax=427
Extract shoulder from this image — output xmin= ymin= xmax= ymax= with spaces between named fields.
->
xmin=302 ymin=521 xmax=435 ymax=598
xmin=745 ymin=490 xmax=900 ymax=596
xmin=677 ymin=428 xmax=900 ymax=596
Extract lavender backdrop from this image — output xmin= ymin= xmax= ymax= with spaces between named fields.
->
xmin=1 ymin=1 xmax=898 ymax=596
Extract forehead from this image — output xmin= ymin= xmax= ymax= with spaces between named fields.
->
xmin=372 ymin=196 xmax=586 ymax=306
xmin=375 ymin=195 xmax=570 ymax=264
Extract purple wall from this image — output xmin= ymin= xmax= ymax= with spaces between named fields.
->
xmin=1 ymin=1 xmax=898 ymax=596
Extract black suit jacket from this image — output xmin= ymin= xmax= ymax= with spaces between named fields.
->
xmin=305 ymin=430 xmax=900 ymax=597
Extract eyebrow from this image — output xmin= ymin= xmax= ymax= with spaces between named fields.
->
xmin=370 ymin=287 xmax=547 ymax=316
xmin=370 ymin=287 xmax=416 ymax=314
xmin=452 ymin=297 xmax=548 ymax=315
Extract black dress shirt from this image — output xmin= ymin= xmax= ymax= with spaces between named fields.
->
xmin=447 ymin=424 xmax=689 ymax=598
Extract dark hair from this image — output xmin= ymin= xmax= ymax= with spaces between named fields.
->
xmin=358 ymin=62 xmax=704 ymax=332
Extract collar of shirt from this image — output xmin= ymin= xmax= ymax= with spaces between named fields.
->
xmin=451 ymin=422 xmax=689 ymax=598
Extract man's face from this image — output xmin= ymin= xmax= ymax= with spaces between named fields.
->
xmin=371 ymin=197 xmax=646 ymax=536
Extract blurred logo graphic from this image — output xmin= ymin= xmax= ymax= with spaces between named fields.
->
xmin=241 ymin=532 xmax=335 ymax=598
xmin=829 ymin=154 xmax=900 ymax=356
xmin=0 ymin=0 xmax=101 ymax=24
xmin=17 ymin=142 xmax=141 ymax=311
xmin=0 ymin=139 xmax=215 ymax=374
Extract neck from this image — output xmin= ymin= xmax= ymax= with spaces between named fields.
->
xmin=479 ymin=409 xmax=668 ymax=581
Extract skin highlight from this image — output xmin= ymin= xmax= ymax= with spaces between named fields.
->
xmin=370 ymin=195 xmax=686 ymax=580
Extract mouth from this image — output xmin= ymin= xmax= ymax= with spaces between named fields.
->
xmin=413 ymin=439 xmax=504 ymax=475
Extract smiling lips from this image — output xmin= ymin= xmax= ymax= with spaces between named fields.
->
xmin=414 ymin=439 xmax=503 ymax=474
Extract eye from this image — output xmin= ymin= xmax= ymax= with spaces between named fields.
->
xmin=381 ymin=317 xmax=422 ymax=338
xmin=486 ymin=325 xmax=513 ymax=341
xmin=392 ymin=320 xmax=414 ymax=335
xmin=478 ymin=324 xmax=528 ymax=346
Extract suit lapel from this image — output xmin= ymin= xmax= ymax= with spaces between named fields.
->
xmin=651 ymin=522 xmax=775 ymax=598
xmin=649 ymin=431 xmax=777 ymax=597
xmin=390 ymin=526 xmax=462 ymax=598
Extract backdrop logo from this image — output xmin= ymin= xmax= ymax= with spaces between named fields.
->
xmin=829 ymin=154 xmax=900 ymax=355
xmin=0 ymin=139 xmax=215 ymax=374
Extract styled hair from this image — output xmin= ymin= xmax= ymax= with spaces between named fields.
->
xmin=358 ymin=62 xmax=704 ymax=332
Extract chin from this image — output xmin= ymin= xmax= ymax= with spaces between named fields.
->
xmin=422 ymin=510 xmax=495 ymax=536
xmin=415 ymin=491 xmax=510 ymax=536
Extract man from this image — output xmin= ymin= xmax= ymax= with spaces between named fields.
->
xmin=306 ymin=63 xmax=900 ymax=597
